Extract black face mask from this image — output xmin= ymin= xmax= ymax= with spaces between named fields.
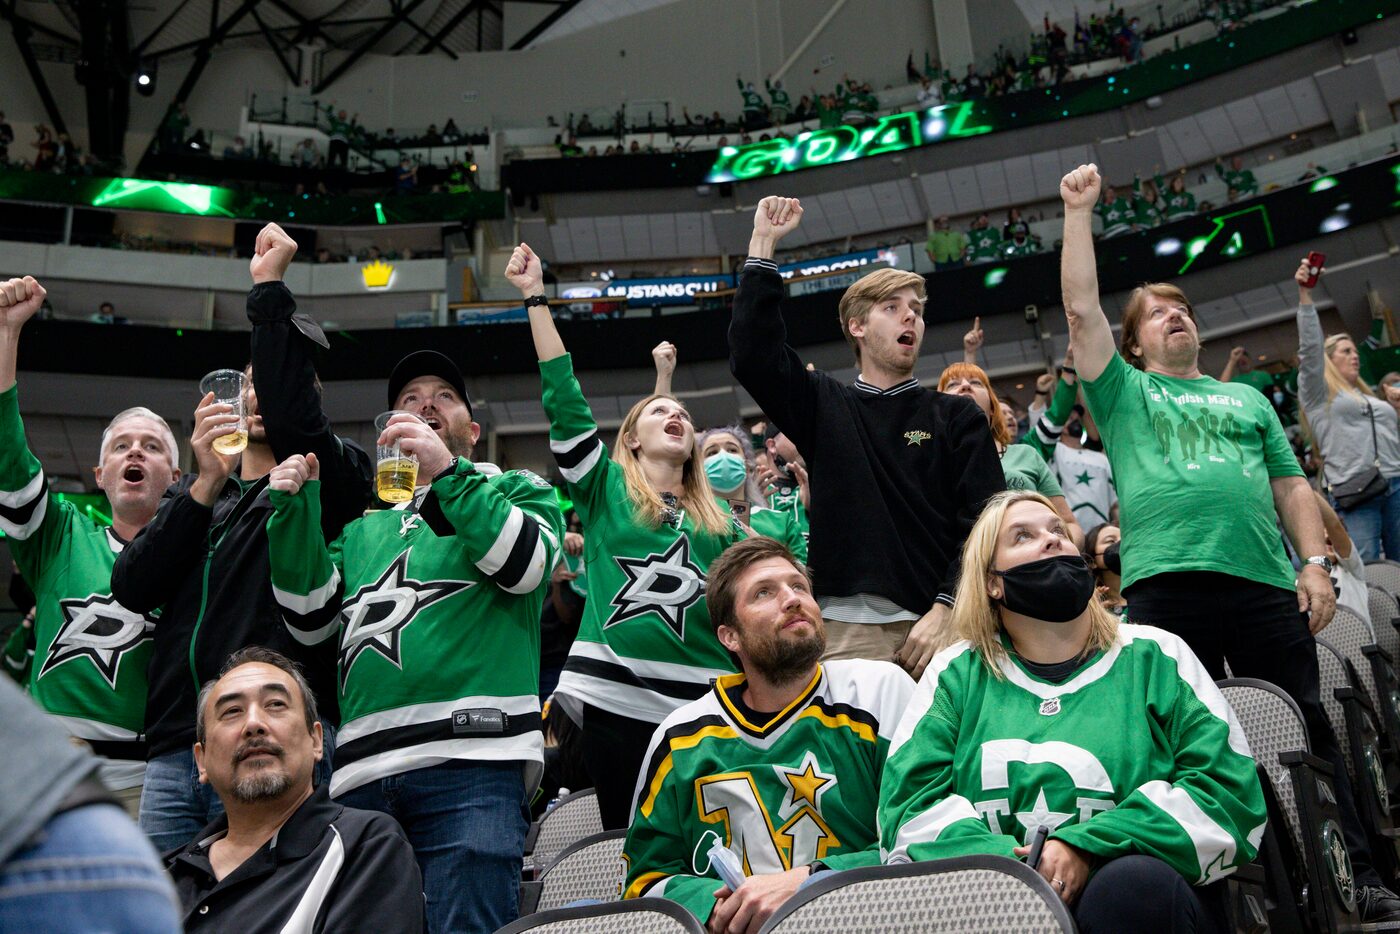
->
xmin=1100 ymin=540 xmax=1121 ymax=575
xmin=991 ymin=555 xmax=1097 ymax=623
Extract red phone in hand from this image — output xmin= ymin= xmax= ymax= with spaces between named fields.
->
xmin=1303 ymin=251 xmax=1326 ymax=289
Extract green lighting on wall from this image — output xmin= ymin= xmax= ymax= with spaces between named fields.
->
xmin=1309 ymin=176 xmax=1338 ymax=193
xmin=705 ymin=102 xmax=994 ymax=183
xmin=90 ymin=178 xmax=235 ymax=216
xmin=983 ymin=266 xmax=1009 ymax=288
xmin=1176 ymin=205 xmax=1275 ymax=275
xmin=374 ymin=201 xmax=388 ymax=225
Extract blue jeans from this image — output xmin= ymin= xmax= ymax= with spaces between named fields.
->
xmin=140 ymin=720 xmax=335 ymax=855
xmin=1335 ymin=476 xmax=1400 ymax=561
xmin=0 ymin=804 xmax=181 ymax=932
xmin=338 ymin=760 xmax=528 ymax=934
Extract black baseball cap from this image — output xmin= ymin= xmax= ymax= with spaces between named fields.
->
xmin=387 ymin=350 xmax=472 ymax=415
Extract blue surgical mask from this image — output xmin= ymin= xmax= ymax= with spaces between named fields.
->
xmin=704 ymin=452 xmax=748 ymax=494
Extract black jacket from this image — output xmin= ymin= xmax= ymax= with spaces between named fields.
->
xmin=729 ymin=258 xmax=1005 ymax=613
xmin=111 ymin=282 xmax=372 ymax=756
xmin=167 ymin=785 xmax=425 ymax=934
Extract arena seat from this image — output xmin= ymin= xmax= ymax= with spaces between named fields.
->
xmin=524 ymin=788 xmax=603 ymax=875
xmin=494 ymin=898 xmax=703 ymax=934
xmin=1219 ymin=678 xmax=1361 ymax=931
xmin=755 ymin=856 xmax=1074 ymax=934
xmin=1368 ymin=586 xmax=1400 ymax=661
xmin=1365 ymin=561 xmax=1400 ymax=602
xmin=520 ymin=829 xmax=626 ymax=915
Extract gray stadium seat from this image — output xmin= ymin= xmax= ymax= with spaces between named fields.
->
xmin=1331 ymin=600 xmax=1400 ymax=752
xmin=525 ymin=788 xmax=603 ymax=874
xmin=1368 ymin=585 xmax=1400 ymax=661
xmin=756 ymin=856 xmax=1075 ymax=934
xmin=1220 ymin=678 xmax=1361 ymax=932
xmin=494 ymin=898 xmax=703 ymax=934
xmin=530 ymin=829 xmax=626 ymax=914
xmin=1365 ymin=560 xmax=1400 ymax=601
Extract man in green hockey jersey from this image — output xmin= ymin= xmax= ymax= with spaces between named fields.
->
xmin=264 ymin=350 xmax=563 ymax=934
xmin=0 ymin=274 xmax=180 ymax=816
xmin=624 ymin=537 xmax=914 ymax=930
xmin=880 ymin=492 xmax=1265 ymax=930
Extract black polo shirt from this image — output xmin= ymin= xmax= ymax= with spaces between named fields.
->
xmin=167 ymin=786 xmax=424 ymax=933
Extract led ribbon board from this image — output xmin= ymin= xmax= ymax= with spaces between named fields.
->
xmin=90 ymin=178 xmax=237 ymax=216
xmin=706 ymin=103 xmax=993 ymax=183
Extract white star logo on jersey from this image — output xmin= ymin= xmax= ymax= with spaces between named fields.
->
xmin=338 ymin=549 xmax=472 ymax=689
xmin=1014 ymin=787 xmax=1074 ymax=836
xmin=604 ymin=536 xmax=706 ymax=640
xmin=37 ymin=593 xmax=154 ymax=688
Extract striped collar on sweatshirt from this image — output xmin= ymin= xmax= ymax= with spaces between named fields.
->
xmin=854 ymin=376 xmax=920 ymax=396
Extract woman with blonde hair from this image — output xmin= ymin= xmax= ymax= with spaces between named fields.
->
xmin=938 ymin=361 xmax=1083 ymax=548
xmin=1295 ymin=255 xmax=1400 ymax=558
xmin=880 ymin=490 xmax=1265 ymax=933
xmin=507 ymin=242 xmax=746 ymax=827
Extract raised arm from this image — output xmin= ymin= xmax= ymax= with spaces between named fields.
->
xmin=1294 ymin=256 xmax=1329 ymax=413
xmin=652 ymin=341 xmax=677 ymax=397
xmin=728 ymin=197 xmax=820 ymax=452
xmin=506 ymin=243 xmax=564 ymax=362
xmin=1220 ymin=347 xmax=1247 ymax=384
xmin=1059 ymin=164 xmax=1116 ymax=381
xmin=247 ymin=222 xmax=372 ymax=537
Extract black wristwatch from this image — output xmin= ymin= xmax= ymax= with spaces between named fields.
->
xmin=524 ymin=294 xmax=549 ymax=308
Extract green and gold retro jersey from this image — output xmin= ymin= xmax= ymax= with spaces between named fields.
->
xmin=624 ymin=659 xmax=915 ymax=923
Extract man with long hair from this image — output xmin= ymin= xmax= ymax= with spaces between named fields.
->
xmin=1058 ymin=162 xmax=1400 ymax=921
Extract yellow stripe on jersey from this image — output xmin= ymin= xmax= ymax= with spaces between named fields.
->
xmin=623 ymin=870 xmax=668 ymax=900
xmin=714 ymin=665 xmax=822 ymax=735
xmin=639 ymin=723 xmax=739 ymax=819
xmin=795 ymin=707 xmax=877 ymax=744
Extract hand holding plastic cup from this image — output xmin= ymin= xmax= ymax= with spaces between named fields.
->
xmin=375 ymin=411 xmax=424 ymax=503
xmin=200 ymin=368 xmax=247 ymax=455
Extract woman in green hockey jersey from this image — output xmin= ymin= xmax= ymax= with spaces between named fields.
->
xmin=506 ymin=242 xmax=747 ymax=828
xmin=880 ymin=490 xmax=1265 ymax=933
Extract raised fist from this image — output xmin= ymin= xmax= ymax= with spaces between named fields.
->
xmin=652 ymin=341 xmax=677 ymax=378
xmin=0 ymin=276 xmax=46 ymax=332
xmin=250 ymin=223 xmax=298 ymax=284
xmin=506 ymin=242 xmax=544 ymax=297
xmin=753 ymin=196 xmax=803 ymax=241
xmin=1060 ymin=163 xmax=1102 ymax=212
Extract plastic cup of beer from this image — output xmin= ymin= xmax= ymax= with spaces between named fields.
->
xmin=375 ymin=411 xmax=422 ymax=503
xmin=199 ymin=368 xmax=248 ymax=455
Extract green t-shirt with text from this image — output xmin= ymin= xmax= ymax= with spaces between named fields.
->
xmin=1081 ymin=354 xmax=1301 ymax=592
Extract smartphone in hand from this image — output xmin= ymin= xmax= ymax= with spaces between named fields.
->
xmin=1303 ymin=251 xmax=1326 ymax=289
xmin=1026 ymin=825 xmax=1050 ymax=870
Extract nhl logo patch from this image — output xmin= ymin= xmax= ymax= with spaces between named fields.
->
xmin=1038 ymin=697 xmax=1061 ymax=716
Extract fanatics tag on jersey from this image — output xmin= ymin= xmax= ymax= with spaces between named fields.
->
xmin=453 ymin=708 xmax=506 ymax=734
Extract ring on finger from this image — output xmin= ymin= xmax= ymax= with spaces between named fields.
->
xmin=1052 ymin=878 xmax=1065 ymax=890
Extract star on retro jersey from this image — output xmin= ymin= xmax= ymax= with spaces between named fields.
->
xmin=604 ymin=535 xmax=707 ymax=640
xmin=339 ymin=548 xmax=472 ymax=688
xmin=36 ymin=592 xmax=154 ymax=689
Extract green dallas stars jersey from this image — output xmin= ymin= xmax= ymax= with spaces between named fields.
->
xmin=879 ymin=624 xmax=1266 ymax=886
xmin=966 ymin=226 xmax=1003 ymax=261
xmin=266 ymin=459 xmax=563 ymax=797
xmin=1096 ymin=200 xmax=1134 ymax=237
xmin=763 ymin=484 xmax=809 ymax=545
xmin=0 ymin=386 xmax=152 ymax=790
xmin=623 ymin=660 xmax=915 ymax=923
xmin=541 ymin=354 xmax=746 ymax=724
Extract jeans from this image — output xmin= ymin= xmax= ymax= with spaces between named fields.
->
xmin=0 ymin=804 xmax=181 ymax=932
xmin=338 ymin=760 xmax=528 ymax=934
xmin=1125 ymin=572 xmax=1380 ymax=886
xmin=1334 ymin=476 xmax=1400 ymax=561
xmin=1075 ymin=855 xmax=1225 ymax=933
xmin=140 ymin=720 xmax=335 ymax=855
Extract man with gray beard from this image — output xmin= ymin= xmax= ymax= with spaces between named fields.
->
xmin=166 ymin=647 xmax=424 ymax=933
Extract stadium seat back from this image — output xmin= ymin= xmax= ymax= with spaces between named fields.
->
xmin=1325 ymin=607 xmax=1381 ymax=709
xmin=1219 ymin=681 xmax=1308 ymax=854
xmin=1368 ymin=586 xmax=1400 ymax=661
xmin=536 ymin=830 xmax=626 ymax=913
xmin=494 ymin=897 xmax=704 ymax=934
xmin=526 ymin=788 xmax=603 ymax=872
xmin=1316 ymin=639 xmax=1357 ymax=779
xmin=756 ymin=857 xmax=1074 ymax=933
xmin=1364 ymin=560 xmax=1400 ymax=601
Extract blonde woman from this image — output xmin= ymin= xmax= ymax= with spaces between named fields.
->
xmin=879 ymin=491 xmax=1265 ymax=932
xmin=506 ymin=243 xmax=745 ymax=828
xmin=1296 ymin=256 xmax=1400 ymax=559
